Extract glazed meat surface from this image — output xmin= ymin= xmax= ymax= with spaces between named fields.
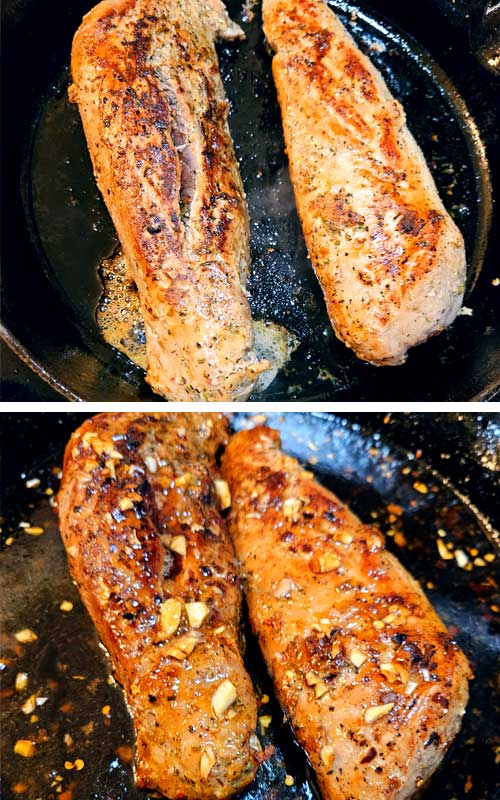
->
xmin=70 ymin=1 xmax=267 ymax=400
xmin=263 ymin=0 xmax=466 ymax=365
xmin=58 ymin=413 xmax=260 ymax=799
xmin=222 ymin=426 xmax=471 ymax=800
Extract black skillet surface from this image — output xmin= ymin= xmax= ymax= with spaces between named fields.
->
xmin=1 ymin=0 xmax=499 ymax=401
xmin=1 ymin=412 xmax=499 ymax=800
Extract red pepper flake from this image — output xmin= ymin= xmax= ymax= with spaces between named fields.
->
xmin=464 ymin=775 xmax=473 ymax=793
xmin=12 ymin=783 xmax=29 ymax=794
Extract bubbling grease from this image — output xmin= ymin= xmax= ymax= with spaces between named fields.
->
xmin=96 ymin=248 xmax=298 ymax=389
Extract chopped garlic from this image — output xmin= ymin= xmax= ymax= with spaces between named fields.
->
xmin=21 ymin=694 xmax=37 ymax=715
xmin=144 ymin=455 xmax=157 ymax=473
xmin=25 ymin=478 xmax=40 ymax=489
xmin=59 ymin=601 xmax=73 ymax=613
xmin=15 ymin=673 xmax=28 ymax=692
xmin=274 ymin=577 xmax=295 ymax=599
xmin=331 ymin=642 xmax=340 ymax=659
xmin=305 ymin=671 xmax=320 ymax=686
xmin=393 ymin=662 xmax=409 ymax=684
xmin=14 ymin=740 xmax=36 ymax=757
xmin=349 ymin=647 xmax=367 ymax=668
xmin=165 ymin=632 xmax=200 ymax=660
xmin=314 ymin=681 xmax=329 ymax=699
xmin=310 ymin=553 xmax=340 ymax=574
xmin=170 ymin=535 xmax=187 ymax=556
xmin=320 ymin=744 xmax=334 ymax=769
xmin=437 ymin=539 xmax=454 ymax=560
xmin=14 ymin=629 xmax=38 ymax=644
xmin=283 ymin=497 xmax=301 ymax=519
xmin=214 ymin=479 xmax=231 ymax=510
xmin=259 ymin=714 xmax=272 ymax=734
xmin=200 ymin=746 xmax=216 ymax=779
xmin=212 ymin=678 xmax=237 ymax=717
xmin=175 ymin=472 xmax=192 ymax=488
xmin=379 ymin=663 xmax=398 ymax=683
xmin=185 ymin=602 xmax=210 ymax=629
xmin=159 ymin=598 xmax=183 ymax=636
xmin=24 ymin=526 xmax=44 ymax=536
xmin=118 ymin=497 xmax=134 ymax=511
xmin=405 ymin=680 xmax=418 ymax=696
xmin=454 ymin=549 xmax=469 ymax=568
xmin=364 ymin=702 xmax=395 ymax=723
xmin=249 ymin=733 xmax=262 ymax=752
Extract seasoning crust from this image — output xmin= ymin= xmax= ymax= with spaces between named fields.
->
xmin=263 ymin=0 xmax=467 ymax=365
xmin=58 ymin=413 xmax=260 ymax=799
xmin=70 ymin=1 xmax=267 ymax=400
xmin=222 ymin=425 xmax=471 ymax=800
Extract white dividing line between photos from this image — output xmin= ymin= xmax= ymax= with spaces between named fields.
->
xmin=0 ymin=401 xmax=499 ymax=413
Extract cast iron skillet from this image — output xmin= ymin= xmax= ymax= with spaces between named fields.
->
xmin=1 ymin=412 xmax=499 ymax=800
xmin=1 ymin=0 xmax=499 ymax=401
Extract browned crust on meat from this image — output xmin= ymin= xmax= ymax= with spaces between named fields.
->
xmin=263 ymin=0 xmax=466 ymax=365
xmin=70 ymin=1 xmax=267 ymax=399
xmin=58 ymin=413 xmax=260 ymax=798
xmin=222 ymin=425 xmax=471 ymax=800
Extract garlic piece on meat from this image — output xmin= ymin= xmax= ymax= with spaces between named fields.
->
xmin=144 ymin=455 xmax=157 ymax=473
xmin=314 ymin=681 xmax=329 ymax=699
xmin=170 ymin=535 xmax=187 ymax=556
xmin=175 ymin=472 xmax=192 ymax=488
xmin=283 ymin=497 xmax=301 ymax=519
xmin=200 ymin=746 xmax=216 ymax=779
xmin=274 ymin=578 xmax=295 ymax=599
xmin=185 ymin=602 xmax=210 ymax=629
xmin=305 ymin=671 xmax=320 ymax=686
xmin=165 ymin=632 xmax=200 ymax=660
xmin=320 ymin=744 xmax=334 ymax=769
xmin=249 ymin=733 xmax=263 ymax=752
xmin=349 ymin=647 xmax=367 ymax=668
xmin=212 ymin=678 xmax=237 ymax=717
xmin=310 ymin=553 xmax=340 ymax=574
xmin=379 ymin=662 xmax=398 ymax=682
xmin=364 ymin=702 xmax=395 ymax=723
xmin=160 ymin=598 xmax=183 ymax=636
xmin=118 ymin=497 xmax=134 ymax=511
xmin=214 ymin=479 xmax=231 ymax=510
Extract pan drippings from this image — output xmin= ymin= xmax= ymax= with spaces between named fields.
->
xmin=96 ymin=248 xmax=299 ymax=392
